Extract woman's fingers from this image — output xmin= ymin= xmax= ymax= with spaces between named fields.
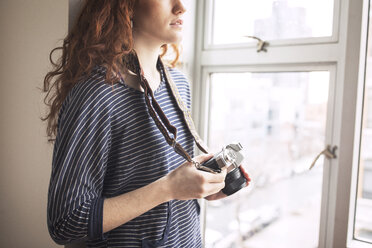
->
xmin=198 ymin=166 xmax=227 ymax=183
xmin=205 ymin=191 xmax=227 ymax=201
xmin=167 ymin=153 xmax=252 ymax=200
xmin=239 ymin=165 xmax=251 ymax=186
xmin=203 ymin=182 xmax=225 ymax=196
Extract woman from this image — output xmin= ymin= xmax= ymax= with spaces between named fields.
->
xmin=43 ymin=0 xmax=249 ymax=247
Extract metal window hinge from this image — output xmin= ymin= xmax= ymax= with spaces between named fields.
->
xmin=309 ymin=145 xmax=338 ymax=170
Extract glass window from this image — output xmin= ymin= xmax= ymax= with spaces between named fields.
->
xmin=211 ymin=0 xmax=334 ymax=45
xmin=354 ymin=4 xmax=372 ymax=242
xmin=205 ymin=71 xmax=329 ymax=247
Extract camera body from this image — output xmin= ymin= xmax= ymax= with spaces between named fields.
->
xmin=197 ymin=143 xmax=247 ymax=195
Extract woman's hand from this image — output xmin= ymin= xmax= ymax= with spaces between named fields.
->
xmin=165 ymin=154 xmax=227 ymax=201
xmin=239 ymin=165 xmax=251 ymax=186
xmin=205 ymin=165 xmax=251 ymax=201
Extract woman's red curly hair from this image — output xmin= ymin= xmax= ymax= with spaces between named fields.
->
xmin=43 ymin=0 xmax=180 ymax=141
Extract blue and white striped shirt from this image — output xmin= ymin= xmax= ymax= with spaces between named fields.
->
xmin=47 ymin=66 xmax=201 ymax=247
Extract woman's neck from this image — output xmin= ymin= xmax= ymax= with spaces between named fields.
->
xmin=133 ymin=42 xmax=162 ymax=86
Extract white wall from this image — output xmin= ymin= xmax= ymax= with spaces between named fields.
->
xmin=180 ymin=0 xmax=197 ymax=81
xmin=0 ymin=1 xmax=67 ymax=247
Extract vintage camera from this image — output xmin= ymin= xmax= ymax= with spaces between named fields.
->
xmin=197 ymin=143 xmax=247 ymax=195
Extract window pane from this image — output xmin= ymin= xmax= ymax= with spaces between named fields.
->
xmin=211 ymin=0 xmax=334 ymax=45
xmin=205 ymin=72 xmax=329 ymax=247
xmin=354 ymin=2 xmax=372 ymax=242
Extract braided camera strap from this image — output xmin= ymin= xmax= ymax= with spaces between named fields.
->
xmin=126 ymin=51 xmax=209 ymax=165
xmin=159 ymin=60 xmax=209 ymax=154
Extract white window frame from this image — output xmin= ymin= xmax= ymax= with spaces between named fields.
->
xmin=348 ymin=0 xmax=372 ymax=247
xmin=191 ymin=0 xmax=366 ymax=247
xmin=202 ymin=0 xmax=341 ymax=50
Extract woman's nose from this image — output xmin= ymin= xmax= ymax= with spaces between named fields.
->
xmin=173 ymin=0 xmax=186 ymax=15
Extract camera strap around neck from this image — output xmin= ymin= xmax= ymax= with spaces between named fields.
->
xmin=126 ymin=52 xmax=209 ymax=165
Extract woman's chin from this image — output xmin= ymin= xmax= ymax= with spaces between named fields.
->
xmin=164 ymin=32 xmax=183 ymax=44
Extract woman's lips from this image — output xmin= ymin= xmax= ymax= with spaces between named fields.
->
xmin=170 ymin=19 xmax=183 ymax=27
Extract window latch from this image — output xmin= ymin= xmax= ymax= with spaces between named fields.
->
xmin=309 ymin=145 xmax=338 ymax=170
xmin=243 ymin=35 xmax=269 ymax=52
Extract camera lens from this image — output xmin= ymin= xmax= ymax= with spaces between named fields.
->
xmin=222 ymin=167 xmax=247 ymax=196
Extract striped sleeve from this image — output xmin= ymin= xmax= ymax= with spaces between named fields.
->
xmin=47 ymin=79 xmax=114 ymax=244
